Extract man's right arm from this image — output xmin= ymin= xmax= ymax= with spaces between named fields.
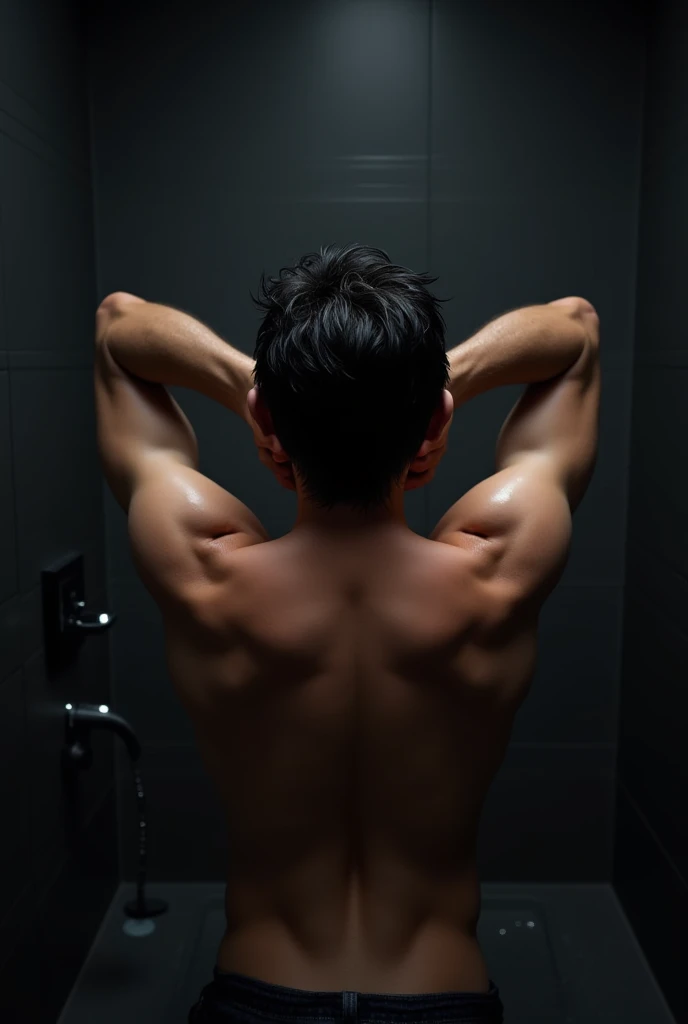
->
xmin=431 ymin=298 xmax=600 ymax=603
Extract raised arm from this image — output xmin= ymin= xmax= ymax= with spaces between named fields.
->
xmin=97 ymin=293 xmax=255 ymax=419
xmin=94 ymin=292 xmax=268 ymax=610
xmin=432 ymin=297 xmax=600 ymax=603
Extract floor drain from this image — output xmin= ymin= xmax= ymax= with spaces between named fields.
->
xmin=123 ymin=917 xmax=156 ymax=937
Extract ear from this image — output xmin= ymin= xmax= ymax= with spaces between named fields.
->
xmin=246 ymin=387 xmax=289 ymax=459
xmin=412 ymin=390 xmax=454 ymax=461
xmin=426 ymin=389 xmax=454 ymax=440
xmin=246 ymin=386 xmax=271 ymax=433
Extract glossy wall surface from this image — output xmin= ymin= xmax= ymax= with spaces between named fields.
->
xmin=615 ymin=1 xmax=688 ymax=1021
xmin=0 ymin=1 xmax=117 ymax=1021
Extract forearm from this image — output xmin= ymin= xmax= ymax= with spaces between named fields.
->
xmin=447 ymin=298 xmax=598 ymax=406
xmin=96 ymin=293 xmax=255 ymax=420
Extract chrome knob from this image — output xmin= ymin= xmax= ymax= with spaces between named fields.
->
xmin=66 ymin=599 xmax=117 ymax=633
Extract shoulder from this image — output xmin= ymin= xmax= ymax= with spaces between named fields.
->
xmin=127 ymin=458 xmax=269 ymax=612
xmin=430 ymin=521 xmax=550 ymax=638
xmin=431 ymin=457 xmax=572 ymax=611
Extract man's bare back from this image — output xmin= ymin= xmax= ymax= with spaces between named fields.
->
xmin=95 ymin=288 xmax=599 ymax=999
xmin=165 ymin=523 xmax=537 ymax=993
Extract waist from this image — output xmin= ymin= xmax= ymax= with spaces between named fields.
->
xmin=218 ymin=851 xmax=486 ymax=990
xmin=217 ymin=903 xmax=489 ymax=993
xmin=198 ymin=970 xmax=503 ymax=1024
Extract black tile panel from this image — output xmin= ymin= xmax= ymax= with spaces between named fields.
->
xmin=10 ymin=368 xmax=105 ymax=594
xmin=0 ymin=138 xmax=95 ymax=355
xmin=0 ymin=0 xmax=90 ymax=168
xmin=513 ymin=586 xmax=622 ymax=744
xmin=0 ymin=595 xmax=21 ymax=683
xmin=478 ymin=743 xmax=615 ymax=881
xmin=624 ymin=541 xmax=688 ymax=645
xmin=0 ymin=371 xmax=17 ymax=603
xmin=432 ymin=0 xmax=644 ymax=205
xmin=0 ymin=670 xmax=29 ymax=926
xmin=625 ymin=367 xmax=688 ymax=581
xmin=618 ymin=589 xmax=688 ymax=881
xmin=614 ymin=784 xmax=688 ymax=1024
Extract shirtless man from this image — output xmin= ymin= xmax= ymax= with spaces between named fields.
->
xmin=94 ymin=244 xmax=600 ymax=1024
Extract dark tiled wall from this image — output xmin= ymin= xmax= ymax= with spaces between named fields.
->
xmin=615 ymin=2 xmax=688 ymax=1021
xmin=0 ymin=2 xmax=117 ymax=1021
xmin=430 ymin=0 xmax=643 ymax=882
xmin=87 ymin=0 xmax=644 ymax=882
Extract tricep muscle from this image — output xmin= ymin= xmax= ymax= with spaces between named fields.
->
xmin=433 ymin=313 xmax=600 ymax=603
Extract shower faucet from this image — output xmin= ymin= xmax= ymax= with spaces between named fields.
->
xmin=42 ymin=552 xmax=117 ymax=673
xmin=63 ymin=702 xmax=141 ymax=770
xmin=67 ymin=599 xmax=116 ymax=633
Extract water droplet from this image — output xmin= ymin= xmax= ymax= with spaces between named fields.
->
xmin=499 ymin=928 xmax=506 ymax=935
xmin=527 ymin=921 xmax=535 ymax=928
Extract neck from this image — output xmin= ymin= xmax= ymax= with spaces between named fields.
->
xmin=293 ymin=486 xmax=408 ymax=534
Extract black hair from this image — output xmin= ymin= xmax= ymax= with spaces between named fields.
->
xmin=251 ymin=243 xmax=450 ymax=512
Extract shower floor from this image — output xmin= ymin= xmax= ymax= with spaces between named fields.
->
xmin=58 ymin=882 xmax=675 ymax=1024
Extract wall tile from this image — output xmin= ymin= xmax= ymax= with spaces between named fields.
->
xmin=0 ymin=138 xmax=95 ymax=355
xmin=0 ymin=670 xmax=29 ymax=925
xmin=0 ymin=371 xmax=17 ymax=603
xmin=614 ymin=8 xmax=688 ymax=1020
xmin=0 ymin=0 xmax=90 ymax=168
xmin=513 ymin=586 xmax=622 ymax=744
xmin=478 ymin=743 xmax=615 ymax=881
xmin=10 ymin=367 xmax=105 ymax=594
xmin=625 ymin=367 xmax=688 ymax=580
xmin=432 ymin=0 xmax=644 ymax=204
xmin=624 ymin=540 xmax=688 ymax=643
xmin=0 ymin=596 xmax=22 ymax=683
xmin=618 ymin=590 xmax=688 ymax=881
xmin=614 ymin=785 xmax=688 ymax=1024
xmin=0 ymin=2 xmax=114 ymax=1017
xmin=634 ymin=134 xmax=688 ymax=356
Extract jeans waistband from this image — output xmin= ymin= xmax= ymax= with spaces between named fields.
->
xmin=208 ymin=970 xmax=503 ymax=1023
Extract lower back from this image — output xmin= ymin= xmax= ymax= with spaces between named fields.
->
xmin=217 ymin=866 xmax=490 ymax=992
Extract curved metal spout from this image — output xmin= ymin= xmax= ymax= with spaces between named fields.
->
xmin=65 ymin=703 xmax=141 ymax=762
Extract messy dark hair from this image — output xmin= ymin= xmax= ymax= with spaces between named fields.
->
xmin=251 ymin=243 xmax=450 ymax=511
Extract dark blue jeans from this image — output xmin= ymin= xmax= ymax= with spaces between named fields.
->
xmin=189 ymin=970 xmax=504 ymax=1024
